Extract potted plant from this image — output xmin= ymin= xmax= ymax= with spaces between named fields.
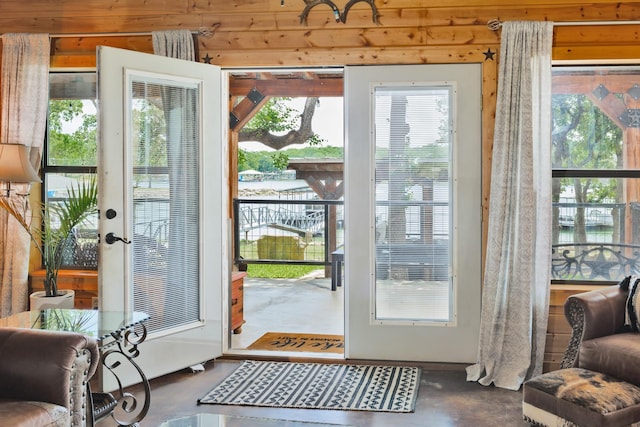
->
xmin=0 ymin=178 xmax=98 ymax=309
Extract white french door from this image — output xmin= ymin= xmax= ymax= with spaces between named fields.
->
xmin=97 ymin=46 xmax=226 ymax=386
xmin=344 ymin=64 xmax=482 ymax=362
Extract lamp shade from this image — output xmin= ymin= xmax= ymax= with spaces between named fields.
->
xmin=0 ymin=144 xmax=41 ymax=183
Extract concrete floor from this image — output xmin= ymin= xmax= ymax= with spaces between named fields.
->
xmin=99 ymin=273 xmax=529 ymax=427
xmin=229 ymin=270 xmax=452 ymax=357
xmin=107 ymin=359 xmax=528 ymax=427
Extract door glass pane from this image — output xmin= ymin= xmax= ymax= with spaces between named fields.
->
xmin=129 ymin=76 xmax=200 ymax=333
xmin=374 ymin=85 xmax=451 ymax=322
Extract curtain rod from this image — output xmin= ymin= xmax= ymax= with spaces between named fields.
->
xmin=488 ymin=18 xmax=640 ymax=31
xmin=2 ymin=28 xmax=214 ymax=39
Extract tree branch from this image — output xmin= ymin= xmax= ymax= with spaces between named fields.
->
xmin=238 ymin=97 xmax=318 ymax=150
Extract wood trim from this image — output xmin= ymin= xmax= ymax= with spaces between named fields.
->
xmin=481 ymin=57 xmax=498 ymax=276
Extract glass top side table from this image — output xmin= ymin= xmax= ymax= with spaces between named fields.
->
xmin=160 ymin=414 xmax=356 ymax=427
xmin=0 ymin=309 xmax=151 ymax=427
xmin=0 ymin=308 xmax=148 ymax=342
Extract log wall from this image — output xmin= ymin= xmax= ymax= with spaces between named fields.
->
xmin=1 ymin=1 xmax=639 ymax=67
xmin=2 ymin=0 xmax=640 ymax=370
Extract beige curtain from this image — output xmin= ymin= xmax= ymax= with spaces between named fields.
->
xmin=466 ymin=21 xmax=553 ymax=390
xmin=152 ymin=30 xmax=195 ymax=61
xmin=0 ymin=33 xmax=50 ymax=317
xmin=150 ymin=30 xmax=200 ymax=325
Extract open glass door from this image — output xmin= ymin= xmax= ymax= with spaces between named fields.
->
xmin=97 ymin=46 xmax=226 ymax=386
xmin=344 ymin=64 xmax=481 ymax=362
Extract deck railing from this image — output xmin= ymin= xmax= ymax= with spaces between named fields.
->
xmin=552 ymin=243 xmax=640 ymax=281
xmin=233 ymin=198 xmax=344 ymax=267
xmin=60 ymin=197 xmax=640 ymax=281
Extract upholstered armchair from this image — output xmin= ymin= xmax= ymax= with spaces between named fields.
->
xmin=561 ymin=284 xmax=640 ymax=387
xmin=0 ymin=327 xmax=100 ymax=427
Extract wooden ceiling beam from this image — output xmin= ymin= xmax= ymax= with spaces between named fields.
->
xmin=553 ymin=74 xmax=640 ymax=94
xmin=259 ymin=72 xmax=276 ymax=80
xmin=230 ymin=93 xmax=271 ymax=131
xmin=229 ymin=78 xmax=343 ymax=97
xmin=229 ymin=72 xmax=343 ymax=130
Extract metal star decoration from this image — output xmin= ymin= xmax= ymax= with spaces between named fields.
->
xmin=202 ymin=53 xmax=213 ymax=64
xmin=483 ymin=48 xmax=495 ymax=61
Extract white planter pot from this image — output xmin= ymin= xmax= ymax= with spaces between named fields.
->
xmin=30 ymin=289 xmax=75 ymax=311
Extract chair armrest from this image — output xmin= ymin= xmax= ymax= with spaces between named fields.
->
xmin=0 ymin=328 xmax=100 ymax=427
xmin=560 ymin=285 xmax=628 ymax=368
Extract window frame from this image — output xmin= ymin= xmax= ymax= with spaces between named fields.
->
xmin=44 ymin=71 xmax=98 ymax=270
xmin=551 ymin=64 xmax=640 ymax=285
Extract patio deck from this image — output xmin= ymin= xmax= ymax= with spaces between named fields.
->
xmin=229 ymin=270 xmax=452 ymax=357
xmin=230 ymin=271 xmax=344 ymax=354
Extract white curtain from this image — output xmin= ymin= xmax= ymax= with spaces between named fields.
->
xmin=466 ymin=21 xmax=553 ymax=390
xmin=0 ymin=33 xmax=50 ymax=317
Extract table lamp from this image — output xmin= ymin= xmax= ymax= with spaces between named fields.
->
xmin=0 ymin=143 xmax=41 ymax=196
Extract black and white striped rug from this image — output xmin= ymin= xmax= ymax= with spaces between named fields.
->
xmin=198 ymin=360 xmax=420 ymax=413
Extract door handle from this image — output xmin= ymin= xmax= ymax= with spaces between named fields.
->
xmin=105 ymin=232 xmax=131 ymax=245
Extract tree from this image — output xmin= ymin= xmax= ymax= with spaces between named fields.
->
xmin=131 ymin=100 xmax=168 ymax=188
xmin=132 ymin=100 xmax=167 ymax=168
xmin=238 ymin=97 xmax=325 ymax=171
xmin=240 ymin=146 xmax=343 ymax=173
xmin=552 ymin=94 xmax=623 ymax=244
xmin=239 ymin=97 xmax=323 ymax=150
xmin=48 ymin=100 xmax=97 ymax=166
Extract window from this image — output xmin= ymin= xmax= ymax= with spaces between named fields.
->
xmin=45 ymin=73 xmax=98 ymax=269
xmin=551 ymin=66 xmax=640 ymax=282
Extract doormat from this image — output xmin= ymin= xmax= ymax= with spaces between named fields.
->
xmin=198 ymin=360 xmax=421 ymax=413
xmin=247 ymin=332 xmax=344 ymax=354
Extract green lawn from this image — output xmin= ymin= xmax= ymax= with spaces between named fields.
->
xmin=245 ymin=263 xmax=322 ymax=279
xmin=239 ymin=237 xmax=326 ymax=278
xmin=239 ymin=238 xmax=325 ymax=262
